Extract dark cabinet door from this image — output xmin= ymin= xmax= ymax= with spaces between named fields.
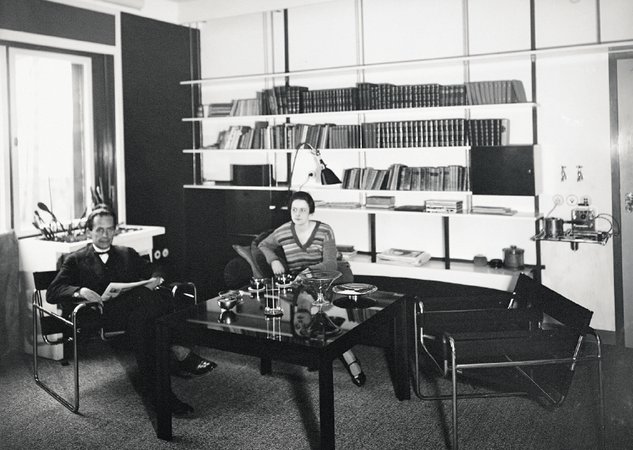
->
xmin=184 ymin=189 xmax=289 ymax=298
xmin=470 ymin=145 xmax=536 ymax=196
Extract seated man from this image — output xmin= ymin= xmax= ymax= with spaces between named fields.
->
xmin=47 ymin=205 xmax=216 ymax=415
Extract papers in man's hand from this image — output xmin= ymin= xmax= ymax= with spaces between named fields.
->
xmin=102 ymin=279 xmax=154 ymax=301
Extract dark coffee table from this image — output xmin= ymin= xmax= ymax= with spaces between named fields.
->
xmin=155 ymin=286 xmax=411 ymax=449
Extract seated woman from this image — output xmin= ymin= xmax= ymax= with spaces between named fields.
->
xmin=258 ymin=190 xmax=366 ymax=386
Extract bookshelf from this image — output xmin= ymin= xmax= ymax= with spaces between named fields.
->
xmin=182 ymin=29 xmax=546 ymax=292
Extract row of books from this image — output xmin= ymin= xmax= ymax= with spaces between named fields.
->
xmin=341 ymin=164 xmax=469 ymax=192
xmin=214 ymin=122 xmax=334 ymax=150
xmin=466 ymin=80 xmax=527 ymax=105
xmin=211 ymin=118 xmax=509 ymax=149
xmin=208 ymin=79 xmax=528 ymax=117
xmin=360 ymin=119 xmax=508 ymax=148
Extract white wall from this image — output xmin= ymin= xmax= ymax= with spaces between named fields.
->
xmin=195 ymin=0 xmax=633 ymax=332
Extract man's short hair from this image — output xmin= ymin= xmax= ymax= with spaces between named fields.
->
xmin=289 ymin=191 xmax=315 ymax=214
xmin=86 ymin=204 xmax=116 ymax=230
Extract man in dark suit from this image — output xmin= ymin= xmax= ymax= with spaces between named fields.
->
xmin=47 ymin=205 xmax=215 ymax=415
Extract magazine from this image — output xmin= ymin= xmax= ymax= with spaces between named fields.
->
xmin=102 ymin=279 xmax=155 ymax=301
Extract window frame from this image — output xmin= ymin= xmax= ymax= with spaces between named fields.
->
xmin=8 ymin=47 xmax=95 ymax=237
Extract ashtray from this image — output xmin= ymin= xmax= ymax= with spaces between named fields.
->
xmin=248 ymin=277 xmax=266 ymax=293
xmin=275 ymin=273 xmax=295 ymax=288
xmin=217 ymin=290 xmax=242 ymax=310
xmin=332 ymin=283 xmax=378 ymax=309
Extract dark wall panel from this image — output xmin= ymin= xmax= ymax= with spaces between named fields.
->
xmin=0 ymin=0 xmax=115 ymax=45
xmin=121 ymin=13 xmax=197 ymax=280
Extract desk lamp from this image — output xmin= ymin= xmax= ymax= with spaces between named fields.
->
xmin=289 ymin=142 xmax=342 ymax=188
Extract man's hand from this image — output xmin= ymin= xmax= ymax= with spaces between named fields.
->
xmin=78 ymin=287 xmax=103 ymax=306
xmin=144 ymin=276 xmax=164 ymax=290
xmin=271 ymin=260 xmax=285 ymax=275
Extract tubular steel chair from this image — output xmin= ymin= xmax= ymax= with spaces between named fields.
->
xmin=32 ymin=270 xmax=197 ymax=413
xmin=413 ymin=274 xmax=604 ymax=449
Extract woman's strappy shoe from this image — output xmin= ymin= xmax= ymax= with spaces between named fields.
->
xmin=341 ymin=352 xmax=366 ymax=387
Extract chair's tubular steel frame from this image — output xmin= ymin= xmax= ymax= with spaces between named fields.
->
xmin=172 ymin=282 xmax=198 ymax=305
xmin=33 ymin=295 xmax=88 ymax=413
xmin=413 ymin=300 xmax=605 ymax=450
xmin=33 ymin=279 xmax=199 ymax=414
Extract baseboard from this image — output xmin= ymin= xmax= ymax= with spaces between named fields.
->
xmin=595 ymin=329 xmax=616 ymax=345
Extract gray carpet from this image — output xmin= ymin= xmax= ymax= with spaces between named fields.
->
xmin=1 ymin=341 xmax=632 ymax=449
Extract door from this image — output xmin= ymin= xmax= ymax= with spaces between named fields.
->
xmin=610 ymin=53 xmax=633 ymax=347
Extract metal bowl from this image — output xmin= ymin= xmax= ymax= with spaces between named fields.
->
xmin=217 ymin=290 xmax=241 ymax=310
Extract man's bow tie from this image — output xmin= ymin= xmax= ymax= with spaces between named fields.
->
xmin=95 ymin=249 xmax=110 ymax=255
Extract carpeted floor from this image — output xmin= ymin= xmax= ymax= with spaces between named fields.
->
xmin=1 ymin=341 xmax=632 ymax=449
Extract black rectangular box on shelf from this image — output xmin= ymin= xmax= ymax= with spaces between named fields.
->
xmin=470 ymin=145 xmax=537 ymax=196
xmin=231 ymin=164 xmax=274 ymax=186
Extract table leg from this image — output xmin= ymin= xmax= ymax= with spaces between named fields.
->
xmin=156 ymin=321 xmax=172 ymax=440
xmin=392 ymin=299 xmax=410 ymax=400
xmin=318 ymin=359 xmax=335 ymax=450
xmin=260 ymin=358 xmax=272 ymax=375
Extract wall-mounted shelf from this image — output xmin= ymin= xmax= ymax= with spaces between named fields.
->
xmin=532 ymin=230 xmax=611 ymax=250
xmin=347 ymin=253 xmax=534 ymax=291
xmin=183 ymin=103 xmax=537 ymax=123
xmin=184 ymin=146 xmax=472 ymax=154
xmin=181 ymin=39 xmax=633 ymax=87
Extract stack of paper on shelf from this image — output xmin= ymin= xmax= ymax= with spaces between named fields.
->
xmin=377 ymin=248 xmax=432 ymax=266
xmin=425 ymin=199 xmax=463 ymax=213
xmin=366 ymin=196 xmax=396 ymax=209
xmin=471 ymin=205 xmax=517 ymax=215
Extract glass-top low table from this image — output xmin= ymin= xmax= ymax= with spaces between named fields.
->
xmin=155 ymin=285 xmax=411 ymax=449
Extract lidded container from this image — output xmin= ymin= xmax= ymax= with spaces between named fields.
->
xmin=503 ymin=245 xmax=525 ymax=270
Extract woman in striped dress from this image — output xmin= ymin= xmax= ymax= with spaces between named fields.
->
xmin=259 ymin=191 xmax=366 ymax=386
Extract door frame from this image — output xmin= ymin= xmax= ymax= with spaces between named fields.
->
xmin=609 ymin=48 xmax=633 ymax=346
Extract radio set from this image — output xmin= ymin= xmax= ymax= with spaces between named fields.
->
xmin=571 ymin=206 xmax=596 ymax=231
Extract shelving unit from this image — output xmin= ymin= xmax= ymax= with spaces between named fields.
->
xmin=182 ymin=90 xmax=540 ymax=289
xmin=181 ymin=7 xmax=553 ymax=292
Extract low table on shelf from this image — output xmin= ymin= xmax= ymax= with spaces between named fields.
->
xmin=155 ymin=287 xmax=411 ymax=449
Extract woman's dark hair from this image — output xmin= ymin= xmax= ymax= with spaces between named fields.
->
xmin=289 ymin=191 xmax=315 ymax=214
xmin=86 ymin=204 xmax=116 ymax=230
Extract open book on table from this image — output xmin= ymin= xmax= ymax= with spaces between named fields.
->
xmin=102 ymin=279 xmax=154 ymax=301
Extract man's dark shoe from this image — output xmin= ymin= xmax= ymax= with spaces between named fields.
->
xmin=173 ymin=352 xmax=217 ymax=378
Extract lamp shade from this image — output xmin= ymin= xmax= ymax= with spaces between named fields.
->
xmin=320 ymin=165 xmax=342 ymax=185
xmin=290 ymin=142 xmax=341 ymax=187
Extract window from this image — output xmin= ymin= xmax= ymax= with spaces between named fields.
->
xmin=0 ymin=46 xmax=10 ymax=232
xmin=8 ymin=48 xmax=94 ymax=235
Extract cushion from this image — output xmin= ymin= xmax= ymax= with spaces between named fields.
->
xmin=232 ymin=244 xmax=270 ymax=279
xmin=224 ymin=255 xmax=252 ymax=289
xmin=230 ymin=229 xmax=281 ymax=279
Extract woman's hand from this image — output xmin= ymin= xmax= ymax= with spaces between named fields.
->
xmin=271 ymin=260 xmax=286 ymax=275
